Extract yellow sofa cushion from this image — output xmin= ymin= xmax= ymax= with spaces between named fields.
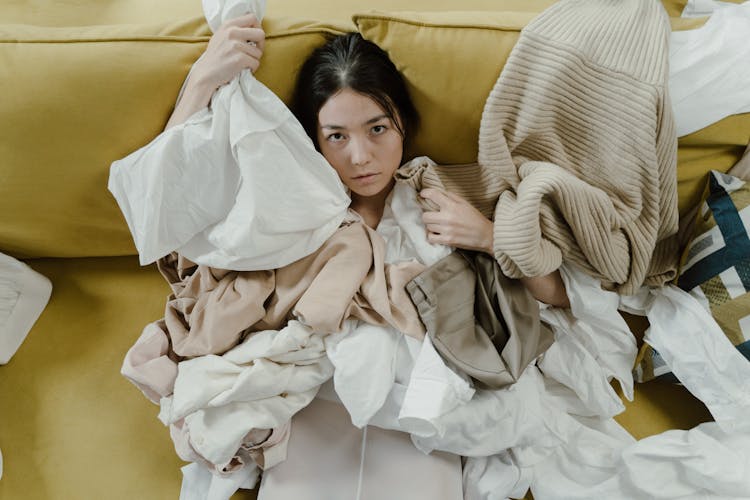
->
xmin=0 ymin=18 xmax=344 ymax=259
xmin=355 ymin=11 xmax=536 ymax=166
xmin=356 ymin=10 xmax=750 ymax=217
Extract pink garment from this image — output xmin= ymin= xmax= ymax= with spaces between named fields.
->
xmin=168 ymin=419 xmax=290 ymax=475
xmin=121 ymin=320 xmax=178 ymax=404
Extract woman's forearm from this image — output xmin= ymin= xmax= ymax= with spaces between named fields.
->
xmin=164 ymin=76 xmax=215 ymax=130
xmin=521 ymin=272 xmax=570 ymax=308
xmin=164 ymin=13 xmax=265 ymax=131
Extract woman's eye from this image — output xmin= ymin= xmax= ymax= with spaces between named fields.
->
xmin=371 ymin=125 xmax=387 ymax=135
xmin=327 ymin=133 xmax=345 ymax=142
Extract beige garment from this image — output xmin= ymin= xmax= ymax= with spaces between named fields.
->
xmin=396 ymin=156 xmax=498 ymax=220
xmin=473 ymin=0 xmax=679 ymax=294
xmin=407 ymin=250 xmax=553 ymax=389
xmin=257 ymin=398 xmax=464 ymax=500
xmin=158 ymin=219 xmax=425 ymax=358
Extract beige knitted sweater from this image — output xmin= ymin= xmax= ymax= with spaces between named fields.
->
xmin=472 ymin=0 xmax=679 ymax=294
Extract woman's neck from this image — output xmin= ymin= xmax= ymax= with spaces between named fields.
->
xmin=350 ymin=179 xmax=395 ymax=228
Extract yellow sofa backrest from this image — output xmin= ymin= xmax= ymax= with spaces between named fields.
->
xmin=1 ymin=2 xmax=747 ymax=258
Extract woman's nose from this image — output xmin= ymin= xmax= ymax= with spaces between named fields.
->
xmin=349 ymin=136 xmax=372 ymax=166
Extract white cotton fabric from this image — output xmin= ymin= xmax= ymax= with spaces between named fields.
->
xmin=681 ymin=0 xmax=739 ymax=18
xmin=324 ymin=322 xmax=401 ymax=428
xmin=180 ymin=462 xmax=259 ymax=500
xmin=537 ymin=265 xmax=636 ymax=418
xmin=108 ymin=0 xmax=350 ymax=271
xmin=161 ymin=320 xmax=335 ymax=469
xmin=160 ymin=174 xmax=750 ymax=499
xmin=669 ymin=1 xmax=750 ymax=137
xmin=513 ymin=275 xmax=750 ymax=500
xmin=620 ymin=285 xmax=750 ymax=432
xmin=0 ymin=253 xmax=52 ymax=482
xmin=323 ymin=182 xmax=453 ymax=429
xmin=0 ymin=252 xmax=52 ymax=365
xmin=339 ymin=257 xmax=750 ymax=500
xmin=463 ymin=452 xmax=532 ymax=500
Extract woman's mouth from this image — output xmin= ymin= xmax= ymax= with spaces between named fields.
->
xmin=352 ymin=173 xmax=379 ymax=184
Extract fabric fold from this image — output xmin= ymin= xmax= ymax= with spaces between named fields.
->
xmin=108 ymin=0 xmax=349 ymax=271
xmin=478 ymin=0 xmax=679 ymax=294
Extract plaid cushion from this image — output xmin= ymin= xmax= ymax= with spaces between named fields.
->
xmin=634 ymin=170 xmax=750 ymax=383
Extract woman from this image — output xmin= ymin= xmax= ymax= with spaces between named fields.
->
xmin=158 ymin=13 xmax=574 ymax=500
xmin=167 ymin=14 xmax=569 ymax=308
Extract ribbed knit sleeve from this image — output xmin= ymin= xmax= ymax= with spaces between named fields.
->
xmin=478 ymin=0 xmax=678 ymax=294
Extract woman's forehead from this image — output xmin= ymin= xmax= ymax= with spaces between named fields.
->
xmin=318 ymin=88 xmax=389 ymax=129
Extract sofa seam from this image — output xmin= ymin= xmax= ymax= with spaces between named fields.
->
xmin=352 ymin=13 xmax=529 ymax=32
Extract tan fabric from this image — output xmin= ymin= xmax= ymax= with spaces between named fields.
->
xmin=728 ymin=143 xmax=750 ymax=181
xmin=397 ymin=159 xmax=553 ymax=386
xmin=396 ymin=156 xmax=498 ymax=219
xmin=475 ymin=0 xmax=679 ymax=294
xmin=407 ymin=251 xmax=553 ymax=389
xmin=157 ymin=220 xmax=426 ymax=358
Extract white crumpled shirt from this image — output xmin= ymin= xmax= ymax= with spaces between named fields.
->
xmin=108 ymin=0 xmax=350 ymax=271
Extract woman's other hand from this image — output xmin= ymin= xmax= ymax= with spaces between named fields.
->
xmin=420 ymin=188 xmax=494 ymax=254
xmin=165 ymin=14 xmax=265 ymax=129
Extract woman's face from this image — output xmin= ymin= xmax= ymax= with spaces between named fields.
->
xmin=317 ymin=88 xmax=403 ymax=203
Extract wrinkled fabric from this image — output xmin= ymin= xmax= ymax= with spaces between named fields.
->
xmin=121 ymin=320 xmax=179 ymax=404
xmin=180 ymin=461 xmax=259 ymax=500
xmin=324 ymin=182 xmax=452 ymax=428
xmin=122 ymin=188 xmax=430 ymax=479
xmin=324 ymin=322 xmax=401 ymax=428
xmin=463 ymin=452 xmax=532 ymax=500
xmin=538 ymin=265 xmax=637 ymax=417
xmin=407 ymin=250 xmax=554 ymax=389
xmin=681 ymin=0 xmax=741 ymax=18
xmin=0 ymin=252 xmax=52 ymax=365
xmin=156 ymin=219 xmax=426 ymax=358
xmin=108 ymin=0 xmax=350 ymax=271
xmin=160 ymin=320 xmax=332 ymax=471
xmin=670 ymin=1 xmax=750 ymax=136
xmin=621 ymin=285 xmax=750 ymax=432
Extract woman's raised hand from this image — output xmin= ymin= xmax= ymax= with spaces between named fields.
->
xmin=420 ymin=188 xmax=494 ymax=254
xmin=192 ymin=14 xmax=265 ymax=93
xmin=165 ymin=14 xmax=265 ymax=129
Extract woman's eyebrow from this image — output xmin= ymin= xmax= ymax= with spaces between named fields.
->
xmin=321 ymin=114 xmax=389 ymax=130
xmin=363 ymin=114 xmax=388 ymax=125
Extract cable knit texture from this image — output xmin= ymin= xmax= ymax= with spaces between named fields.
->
xmin=478 ymin=0 xmax=679 ymax=294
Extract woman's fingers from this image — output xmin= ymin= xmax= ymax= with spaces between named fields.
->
xmin=419 ymin=188 xmax=453 ymax=208
xmin=234 ymin=40 xmax=263 ymax=62
xmin=420 ymin=188 xmax=494 ymax=253
xmin=229 ymin=27 xmax=266 ymax=49
xmin=224 ymin=13 xmax=261 ymax=29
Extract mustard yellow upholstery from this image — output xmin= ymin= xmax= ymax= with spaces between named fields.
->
xmin=0 ymin=0 xmax=742 ymax=498
xmin=0 ymin=17 xmax=348 ymax=259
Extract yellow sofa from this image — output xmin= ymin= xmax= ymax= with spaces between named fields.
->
xmin=0 ymin=0 xmax=746 ymax=498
